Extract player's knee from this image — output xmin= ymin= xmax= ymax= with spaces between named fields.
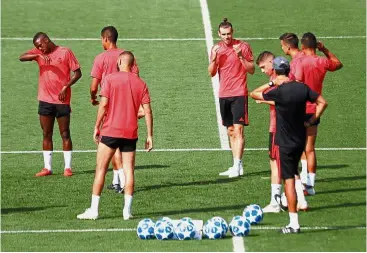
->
xmin=60 ymin=129 xmax=71 ymax=140
xmin=42 ymin=131 xmax=53 ymax=139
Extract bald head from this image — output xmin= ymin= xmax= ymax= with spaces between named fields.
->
xmin=117 ymin=51 xmax=135 ymax=72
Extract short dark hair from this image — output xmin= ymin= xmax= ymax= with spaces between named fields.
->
xmin=218 ymin=18 xmax=233 ymax=31
xmin=33 ymin=32 xmax=48 ymax=44
xmin=120 ymin=51 xmax=135 ymax=66
xmin=301 ymin=32 xmax=317 ymax=49
xmin=279 ymin=33 xmax=299 ymax=49
xmin=256 ymin=51 xmax=275 ymax=65
xmin=101 ymin=26 xmax=118 ymax=43
xmin=275 ymin=66 xmax=290 ymax=76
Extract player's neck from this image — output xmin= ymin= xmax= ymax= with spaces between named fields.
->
xmin=302 ymin=49 xmax=316 ymax=56
xmin=119 ymin=67 xmax=131 ymax=72
xmin=106 ymin=43 xmax=118 ymax=50
xmin=289 ymin=49 xmax=301 ymax=59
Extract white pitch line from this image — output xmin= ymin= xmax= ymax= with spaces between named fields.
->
xmin=199 ymin=0 xmax=230 ymax=150
xmin=232 ymin=236 xmax=246 ymax=252
xmin=0 ymin=147 xmax=365 ymax=154
xmin=1 ymin=226 xmax=365 ymax=234
xmin=0 ymin=36 xmax=365 ymax=41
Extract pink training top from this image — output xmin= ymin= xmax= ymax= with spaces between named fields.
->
xmin=289 ymin=51 xmax=305 ymax=81
xmin=293 ymin=55 xmax=338 ymax=113
xmin=268 ymin=74 xmax=277 ymax=133
xmin=27 ymin=46 xmax=80 ymax=105
xmin=91 ymin=48 xmax=139 ymax=85
xmin=212 ymin=39 xmax=254 ymax=98
xmin=100 ymin=72 xmax=150 ymax=139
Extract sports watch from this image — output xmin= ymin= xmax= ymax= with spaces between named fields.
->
xmin=268 ymin=81 xmax=275 ymax=87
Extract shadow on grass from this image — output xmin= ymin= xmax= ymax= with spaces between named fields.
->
xmin=1 ymin=205 xmax=66 ymax=214
xmin=316 ymin=187 xmax=366 ymax=195
xmin=309 ymin=202 xmax=366 ymax=212
xmin=80 ymin=164 xmax=170 ymax=174
xmin=301 ymin=225 xmax=366 ymax=234
xmin=317 ymin=175 xmax=366 ymax=183
xmin=136 ymin=177 xmax=241 ymax=193
xmin=317 ymin=164 xmax=349 ymax=170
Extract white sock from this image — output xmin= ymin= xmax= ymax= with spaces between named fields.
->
xmin=289 ymin=212 xmax=300 ymax=229
xmin=270 ymin=184 xmax=282 ymax=205
xmin=307 ymin=173 xmax=316 ymax=187
xmin=63 ymin=151 xmax=72 ymax=169
xmin=300 ymin=160 xmax=307 ymax=183
xmin=124 ymin=194 xmax=133 ymax=214
xmin=43 ymin=151 xmax=52 ymax=171
xmin=118 ymin=168 xmax=125 ymax=187
xmin=295 ymin=179 xmax=306 ymax=203
xmin=91 ymin=194 xmax=100 ymax=212
xmin=233 ymin=158 xmax=241 ymax=168
xmin=113 ymin=170 xmax=119 ymax=185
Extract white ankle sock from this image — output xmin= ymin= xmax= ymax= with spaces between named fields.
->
xmin=43 ymin=151 xmax=52 ymax=171
xmin=124 ymin=194 xmax=133 ymax=214
xmin=113 ymin=170 xmax=119 ymax=185
xmin=91 ymin=194 xmax=100 ymax=212
xmin=271 ymin=184 xmax=282 ymax=205
xmin=300 ymin=160 xmax=307 ymax=183
xmin=63 ymin=151 xmax=72 ymax=169
xmin=118 ymin=168 xmax=125 ymax=186
xmin=289 ymin=212 xmax=300 ymax=229
xmin=307 ymin=173 xmax=316 ymax=187
xmin=295 ymin=179 xmax=306 ymax=203
xmin=233 ymin=158 xmax=241 ymax=168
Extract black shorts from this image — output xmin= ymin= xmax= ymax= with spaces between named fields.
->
xmin=268 ymin=132 xmax=276 ymax=159
xmin=38 ymin=101 xmax=71 ymax=118
xmin=100 ymin=136 xmax=138 ymax=152
xmin=275 ymin=146 xmax=303 ymax=180
xmin=304 ymin=113 xmax=320 ymax=126
xmin=219 ymin=96 xmax=249 ymax=127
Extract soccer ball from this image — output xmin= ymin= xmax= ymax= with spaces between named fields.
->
xmin=157 ymin=217 xmax=173 ymax=223
xmin=203 ymin=218 xmax=225 ymax=239
xmin=229 ymin=215 xmax=251 ymax=237
xmin=243 ymin=204 xmax=263 ymax=225
xmin=154 ymin=220 xmax=174 ymax=240
xmin=174 ymin=220 xmax=196 ymax=240
xmin=211 ymin=216 xmax=228 ymax=237
xmin=181 ymin=217 xmax=193 ymax=222
xmin=137 ymin=218 xmax=155 ymax=240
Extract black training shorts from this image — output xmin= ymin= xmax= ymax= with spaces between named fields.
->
xmin=100 ymin=136 xmax=138 ymax=152
xmin=275 ymin=146 xmax=303 ymax=180
xmin=219 ymin=96 xmax=249 ymax=127
xmin=38 ymin=101 xmax=71 ymax=118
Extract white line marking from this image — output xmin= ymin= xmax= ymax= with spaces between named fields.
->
xmin=1 ymin=226 xmax=365 ymax=234
xmin=199 ymin=0 xmax=230 ymax=150
xmin=0 ymin=147 xmax=365 ymax=154
xmin=232 ymin=236 xmax=246 ymax=252
xmin=1 ymin=36 xmax=365 ymax=41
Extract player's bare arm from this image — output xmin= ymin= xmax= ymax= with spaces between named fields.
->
xmin=256 ymin=100 xmax=275 ymax=105
xmin=142 ymin=103 xmax=153 ymax=152
xmin=208 ymin=44 xmax=220 ymax=77
xmin=233 ymin=44 xmax=255 ymax=75
xmin=19 ymin=53 xmax=51 ymax=64
xmin=317 ymin=41 xmax=343 ymax=70
xmin=305 ymin=95 xmax=328 ymax=127
xmin=250 ymin=83 xmax=275 ymax=101
xmin=93 ymin=96 xmax=108 ymax=144
xmin=58 ymin=68 xmax=82 ymax=102
xmin=90 ymin=77 xmax=100 ymax=106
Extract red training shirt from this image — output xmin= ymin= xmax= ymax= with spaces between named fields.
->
xmin=289 ymin=51 xmax=305 ymax=81
xmin=91 ymin=48 xmax=139 ymax=85
xmin=293 ymin=55 xmax=338 ymax=113
xmin=212 ymin=39 xmax=254 ymax=98
xmin=268 ymin=74 xmax=277 ymax=133
xmin=99 ymin=72 xmax=150 ymax=139
xmin=27 ymin=46 xmax=80 ymax=105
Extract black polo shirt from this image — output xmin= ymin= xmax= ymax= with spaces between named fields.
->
xmin=263 ymin=81 xmax=319 ymax=148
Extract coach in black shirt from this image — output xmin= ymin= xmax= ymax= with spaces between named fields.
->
xmin=250 ymin=56 xmax=328 ymax=234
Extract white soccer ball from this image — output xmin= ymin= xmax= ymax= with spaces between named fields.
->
xmin=154 ymin=220 xmax=174 ymax=240
xmin=137 ymin=218 xmax=155 ymax=240
xmin=203 ymin=218 xmax=225 ymax=239
xmin=211 ymin=216 xmax=228 ymax=237
xmin=174 ymin=220 xmax=196 ymax=240
xmin=229 ymin=215 xmax=251 ymax=237
xmin=157 ymin=216 xmax=173 ymax=223
xmin=180 ymin=217 xmax=193 ymax=223
xmin=243 ymin=204 xmax=263 ymax=225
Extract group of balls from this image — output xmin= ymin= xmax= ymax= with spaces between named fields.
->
xmin=137 ymin=204 xmax=263 ymax=240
